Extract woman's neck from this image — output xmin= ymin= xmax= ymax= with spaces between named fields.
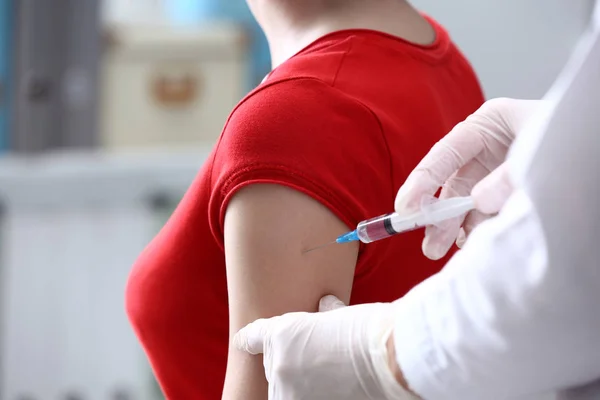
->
xmin=259 ymin=1 xmax=436 ymax=69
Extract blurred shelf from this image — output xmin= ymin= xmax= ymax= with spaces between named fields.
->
xmin=0 ymin=147 xmax=211 ymax=209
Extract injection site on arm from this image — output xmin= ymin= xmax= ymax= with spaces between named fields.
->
xmin=221 ymin=184 xmax=359 ymax=399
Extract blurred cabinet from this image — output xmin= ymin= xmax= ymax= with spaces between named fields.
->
xmin=100 ymin=24 xmax=249 ymax=150
xmin=11 ymin=0 xmax=101 ymax=153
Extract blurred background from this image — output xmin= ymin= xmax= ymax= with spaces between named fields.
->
xmin=0 ymin=0 xmax=595 ymax=399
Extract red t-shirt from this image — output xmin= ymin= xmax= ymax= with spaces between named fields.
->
xmin=126 ymin=18 xmax=484 ymax=399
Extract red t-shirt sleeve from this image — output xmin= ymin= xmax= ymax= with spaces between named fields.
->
xmin=208 ymin=77 xmax=395 ymax=246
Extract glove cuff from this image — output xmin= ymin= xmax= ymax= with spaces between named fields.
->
xmin=368 ymin=306 xmax=421 ymax=400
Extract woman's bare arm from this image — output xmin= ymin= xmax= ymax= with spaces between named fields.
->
xmin=221 ymin=183 xmax=359 ymax=399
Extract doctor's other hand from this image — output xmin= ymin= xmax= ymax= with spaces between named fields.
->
xmin=234 ymin=295 xmax=420 ymax=400
xmin=395 ymin=98 xmax=541 ymax=260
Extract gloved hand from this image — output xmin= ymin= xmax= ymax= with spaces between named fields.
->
xmin=234 ymin=295 xmax=419 ymax=400
xmin=395 ymin=98 xmax=541 ymax=260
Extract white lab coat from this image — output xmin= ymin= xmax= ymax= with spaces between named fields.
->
xmin=392 ymin=4 xmax=600 ymax=400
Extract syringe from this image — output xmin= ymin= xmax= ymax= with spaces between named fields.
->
xmin=304 ymin=196 xmax=475 ymax=253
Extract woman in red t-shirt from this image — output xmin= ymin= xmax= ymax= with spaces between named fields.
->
xmin=125 ymin=1 xmax=485 ymax=399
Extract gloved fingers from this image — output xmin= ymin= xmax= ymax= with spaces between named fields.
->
xmin=423 ymin=159 xmax=500 ymax=258
xmin=395 ymin=170 xmax=443 ymax=214
xmin=463 ymin=209 xmax=490 ymax=236
xmin=471 ymin=162 xmax=514 ymax=214
xmin=420 ymin=183 xmax=462 ymax=259
xmin=422 ymin=217 xmax=462 ymax=260
xmin=395 ymin=129 xmax=485 ymax=213
xmin=319 ymin=295 xmax=346 ymax=312
xmin=438 ymin=155 xmax=493 ymax=200
xmin=234 ymin=318 xmax=272 ymax=355
xmin=495 ymin=98 xmax=545 ymax=135
xmin=456 ymin=210 xmax=489 ymax=248
xmin=456 ymin=227 xmax=467 ymax=248
xmin=420 ymin=163 xmax=485 ymax=259
xmin=453 ymin=164 xmax=512 ymax=250
xmin=453 ymin=164 xmax=508 ymax=248
xmin=396 ymin=98 xmax=537 ymax=215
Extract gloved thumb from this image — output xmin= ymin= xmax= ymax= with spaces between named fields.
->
xmin=319 ymin=295 xmax=346 ymax=312
xmin=233 ymin=318 xmax=271 ymax=355
xmin=472 ymin=162 xmax=514 ymax=214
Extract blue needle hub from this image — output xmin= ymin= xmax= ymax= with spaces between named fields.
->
xmin=336 ymin=230 xmax=360 ymax=244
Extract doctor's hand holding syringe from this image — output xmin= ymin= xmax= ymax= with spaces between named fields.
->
xmin=392 ymin=98 xmax=540 ymax=259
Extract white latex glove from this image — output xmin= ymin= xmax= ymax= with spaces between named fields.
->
xmin=395 ymin=98 xmax=541 ymax=260
xmin=234 ymin=295 xmax=419 ymax=400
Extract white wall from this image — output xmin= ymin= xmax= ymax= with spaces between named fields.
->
xmin=0 ymin=149 xmax=208 ymax=399
xmin=413 ymin=0 xmax=596 ymax=98
xmin=2 ymin=206 xmax=155 ymax=400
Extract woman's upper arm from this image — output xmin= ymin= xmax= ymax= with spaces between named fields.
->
xmin=221 ymin=183 xmax=359 ymax=399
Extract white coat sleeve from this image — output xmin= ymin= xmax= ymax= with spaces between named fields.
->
xmin=391 ymin=19 xmax=600 ymax=400
xmin=391 ymin=189 xmax=600 ymax=400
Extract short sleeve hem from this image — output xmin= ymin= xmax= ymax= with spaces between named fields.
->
xmin=209 ymin=164 xmax=365 ymax=251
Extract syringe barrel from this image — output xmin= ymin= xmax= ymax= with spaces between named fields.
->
xmin=356 ymin=213 xmax=411 ymax=243
xmin=355 ymin=196 xmax=475 ymax=244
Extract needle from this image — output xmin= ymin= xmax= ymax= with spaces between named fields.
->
xmin=303 ymin=240 xmax=337 ymax=254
